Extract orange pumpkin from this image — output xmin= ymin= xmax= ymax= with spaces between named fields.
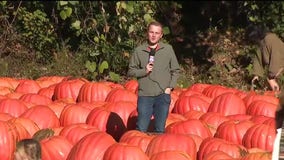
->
xmin=66 ymin=131 xmax=116 ymax=160
xmin=59 ymin=123 xmax=99 ymax=145
xmin=146 ymin=133 xmax=197 ymax=160
xmin=53 ymin=78 xmax=87 ymax=101
xmin=41 ymin=135 xmax=73 ymax=160
xmin=208 ymin=92 xmax=246 ymax=116
xmin=20 ymin=105 xmax=60 ymax=129
xmin=242 ymin=123 xmax=276 ymax=152
xmin=77 ymin=82 xmax=112 ymax=103
xmin=150 ymin=150 xmax=192 ymax=160
xmin=0 ymin=98 xmax=28 ymax=117
xmin=103 ymin=142 xmax=149 ymax=160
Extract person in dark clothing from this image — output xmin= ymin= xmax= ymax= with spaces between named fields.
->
xmin=128 ymin=21 xmax=180 ymax=133
xmin=245 ymin=24 xmax=284 ymax=91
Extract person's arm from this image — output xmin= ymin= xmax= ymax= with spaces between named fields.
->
xmin=266 ymin=34 xmax=284 ymax=79
xmin=252 ymin=47 xmax=265 ymax=77
xmin=128 ymin=49 xmax=148 ymax=78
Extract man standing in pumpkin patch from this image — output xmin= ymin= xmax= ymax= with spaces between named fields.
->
xmin=128 ymin=21 xmax=180 ymax=133
xmin=245 ymin=24 xmax=284 ymax=92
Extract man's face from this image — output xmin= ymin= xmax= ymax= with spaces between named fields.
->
xmin=147 ymin=25 xmax=163 ymax=45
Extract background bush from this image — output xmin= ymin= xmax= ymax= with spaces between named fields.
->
xmin=0 ymin=1 xmax=284 ymax=91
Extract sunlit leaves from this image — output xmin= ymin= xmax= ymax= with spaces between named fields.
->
xmin=125 ymin=2 xmax=134 ymax=13
xmin=85 ymin=60 xmax=97 ymax=72
xmin=60 ymin=7 xmax=72 ymax=20
xmin=94 ymin=36 xmax=99 ymax=43
xmin=143 ymin=13 xmax=153 ymax=23
xmin=250 ymin=4 xmax=258 ymax=10
xmin=68 ymin=1 xmax=79 ymax=5
xmin=99 ymin=61 xmax=109 ymax=74
xmin=163 ymin=27 xmax=170 ymax=35
xmin=71 ymin=20 xmax=82 ymax=36
xmin=0 ymin=1 xmax=7 ymax=7
xmin=71 ymin=20 xmax=81 ymax=30
xmin=59 ymin=1 xmax=68 ymax=6
xmin=17 ymin=7 xmax=56 ymax=59
xmin=128 ymin=24 xmax=134 ymax=34
xmin=109 ymin=72 xmax=120 ymax=82
xmin=241 ymin=1 xmax=284 ymax=37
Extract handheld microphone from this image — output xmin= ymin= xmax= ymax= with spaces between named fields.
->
xmin=149 ymin=48 xmax=155 ymax=64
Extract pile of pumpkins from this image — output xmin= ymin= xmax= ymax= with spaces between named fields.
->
xmin=0 ymin=76 xmax=279 ymax=160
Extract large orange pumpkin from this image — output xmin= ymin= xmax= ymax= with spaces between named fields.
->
xmin=242 ymin=123 xmax=276 ymax=152
xmin=214 ymin=120 xmax=255 ymax=145
xmin=207 ymin=92 xmax=246 ymax=116
xmin=119 ymin=130 xmax=155 ymax=152
xmin=36 ymin=76 xmax=67 ymax=88
xmin=59 ymin=123 xmax=99 ymax=145
xmin=59 ymin=103 xmax=93 ymax=126
xmin=166 ymin=119 xmax=212 ymax=139
xmin=0 ymin=86 xmax=13 ymax=96
xmin=41 ymin=135 xmax=73 ymax=160
xmin=77 ymin=82 xmax=112 ymax=103
xmin=0 ymin=112 xmax=14 ymax=121
xmin=0 ymin=77 xmax=20 ymax=90
xmin=0 ymin=98 xmax=28 ymax=117
xmin=19 ymin=93 xmax=52 ymax=106
xmin=15 ymin=79 xmax=41 ymax=94
xmin=202 ymin=85 xmax=232 ymax=98
xmin=146 ymin=133 xmax=197 ymax=160
xmin=104 ymin=101 xmax=137 ymax=127
xmin=187 ymin=83 xmax=212 ymax=93
xmin=103 ymin=142 xmax=149 ymax=160
xmin=243 ymin=94 xmax=279 ymax=108
xmin=66 ymin=131 xmax=116 ymax=160
xmin=53 ymin=78 xmax=87 ymax=101
xmin=203 ymin=150 xmax=233 ymax=160
xmin=198 ymin=137 xmax=248 ymax=160
xmin=8 ymin=117 xmax=40 ymax=137
xmin=150 ymin=150 xmax=192 ymax=160
xmin=47 ymin=100 xmax=71 ymax=118
xmin=37 ymin=84 xmax=57 ymax=99
xmin=173 ymin=95 xmax=210 ymax=114
xmin=199 ymin=112 xmax=230 ymax=135
xmin=86 ymin=106 xmax=127 ymax=141
xmin=183 ymin=110 xmax=205 ymax=120
xmin=105 ymin=88 xmax=137 ymax=103
xmin=20 ymin=105 xmax=60 ymax=129
xmin=124 ymin=79 xmax=139 ymax=94
xmin=0 ymin=121 xmax=17 ymax=160
xmin=246 ymin=100 xmax=277 ymax=118
xmin=8 ymin=120 xmax=31 ymax=141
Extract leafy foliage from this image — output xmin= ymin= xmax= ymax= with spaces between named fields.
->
xmin=16 ymin=3 xmax=57 ymax=63
xmin=241 ymin=1 xmax=284 ymax=37
xmin=0 ymin=1 xmax=283 ymax=90
xmin=65 ymin=1 xmax=159 ymax=81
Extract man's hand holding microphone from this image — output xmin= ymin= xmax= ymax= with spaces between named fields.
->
xmin=146 ymin=48 xmax=155 ymax=74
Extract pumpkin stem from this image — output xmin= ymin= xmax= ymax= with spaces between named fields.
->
xmin=239 ymin=147 xmax=249 ymax=157
xmin=32 ymin=128 xmax=55 ymax=141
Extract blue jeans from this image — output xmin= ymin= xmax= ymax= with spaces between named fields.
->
xmin=136 ymin=93 xmax=171 ymax=133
